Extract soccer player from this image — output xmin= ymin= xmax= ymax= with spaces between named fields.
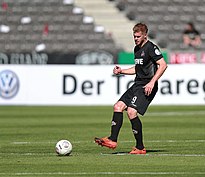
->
xmin=95 ymin=23 xmax=167 ymax=154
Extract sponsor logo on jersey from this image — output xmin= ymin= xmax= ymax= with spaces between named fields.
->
xmin=135 ymin=58 xmax=143 ymax=65
xmin=0 ymin=70 xmax=19 ymax=99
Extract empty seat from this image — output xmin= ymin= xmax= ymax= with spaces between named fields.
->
xmin=110 ymin=0 xmax=205 ymax=51
xmin=0 ymin=0 xmax=120 ymax=58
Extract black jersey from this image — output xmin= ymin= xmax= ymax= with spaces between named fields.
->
xmin=134 ymin=41 xmax=163 ymax=81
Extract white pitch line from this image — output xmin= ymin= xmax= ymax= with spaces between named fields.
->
xmin=1 ymin=152 xmax=205 ymax=157
xmin=0 ymin=152 xmax=54 ymax=156
xmin=146 ymin=110 xmax=205 ymax=116
xmin=147 ymin=140 xmax=205 ymax=143
xmin=117 ymin=140 xmax=205 ymax=143
xmin=150 ymin=154 xmax=205 ymax=157
xmin=100 ymin=153 xmax=205 ymax=157
xmin=0 ymin=172 xmax=205 ymax=176
xmin=11 ymin=139 xmax=205 ymax=145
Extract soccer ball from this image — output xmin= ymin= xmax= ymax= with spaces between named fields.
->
xmin=55 ymin=140 xmax=72 ymax=156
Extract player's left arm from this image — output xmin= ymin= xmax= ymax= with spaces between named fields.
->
xmin=144 ymin=58 xmax=167 ymax=96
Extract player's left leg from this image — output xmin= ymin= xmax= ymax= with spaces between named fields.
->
xmin=127 ymin=107 xmax=146 ymax=154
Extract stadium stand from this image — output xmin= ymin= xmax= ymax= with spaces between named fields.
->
xmin=0 ymin=0 xmax=121 ymax=64
xmin=113 ymin=0 xmax=205 ymax=50
xmin=1 ymin=0 xmax=205 ymax=64
xmin=74 ymin=0 xmax=136 ymax=52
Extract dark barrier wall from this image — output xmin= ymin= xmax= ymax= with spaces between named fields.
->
xmin=0 ymin=50 xmax=118 ymax=65
xmin=1 ymin=50 xmax=205 ymax=65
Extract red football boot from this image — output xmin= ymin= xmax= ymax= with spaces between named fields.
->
xmin=94 ymin=137 xmax=117 ymax=149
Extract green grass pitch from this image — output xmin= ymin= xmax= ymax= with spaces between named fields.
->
xmin=0 ymin=105 xmax=205 ymax=177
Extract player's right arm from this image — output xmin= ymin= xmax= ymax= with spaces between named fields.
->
xmin=113 ymin=66 xmax=135 ymax=75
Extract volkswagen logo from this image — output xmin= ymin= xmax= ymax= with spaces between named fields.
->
xmin=0 ymin=70 xmax=20 ymax=99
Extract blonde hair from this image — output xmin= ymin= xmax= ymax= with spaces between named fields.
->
xmin=133 ymin=23 xmax=148 ymax=34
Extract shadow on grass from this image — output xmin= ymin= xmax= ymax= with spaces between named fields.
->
xmin=102 ymin=149 xmax=167 ymax=155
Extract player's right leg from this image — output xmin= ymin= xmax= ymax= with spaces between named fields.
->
xmin=94 ymin=101 xmax=126 ymax=149
xmin=94 ymin=137 xmax=117 ymax=149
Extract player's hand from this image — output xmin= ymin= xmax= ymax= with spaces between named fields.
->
xmin=143 ymin=81 xmax=154 ymax=96
xmin=113 ymin=66 xmax=121 ymax=75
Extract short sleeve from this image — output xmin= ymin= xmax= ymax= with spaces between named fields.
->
xmin=148 ymin=43 xmax=163 ymax=62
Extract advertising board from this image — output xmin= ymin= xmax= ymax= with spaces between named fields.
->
xmin=0 ymin=64 xmax=204 ymax=105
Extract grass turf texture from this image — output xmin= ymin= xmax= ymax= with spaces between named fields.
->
xmin=0 ymin=105 xmax=204 ymax=177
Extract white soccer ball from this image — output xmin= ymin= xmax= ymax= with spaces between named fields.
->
xmin=55 ymin=140 xmax=72 ymax=156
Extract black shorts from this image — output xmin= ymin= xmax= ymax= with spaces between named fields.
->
xmin=119 ymin=81 xmax=158 ymax=116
